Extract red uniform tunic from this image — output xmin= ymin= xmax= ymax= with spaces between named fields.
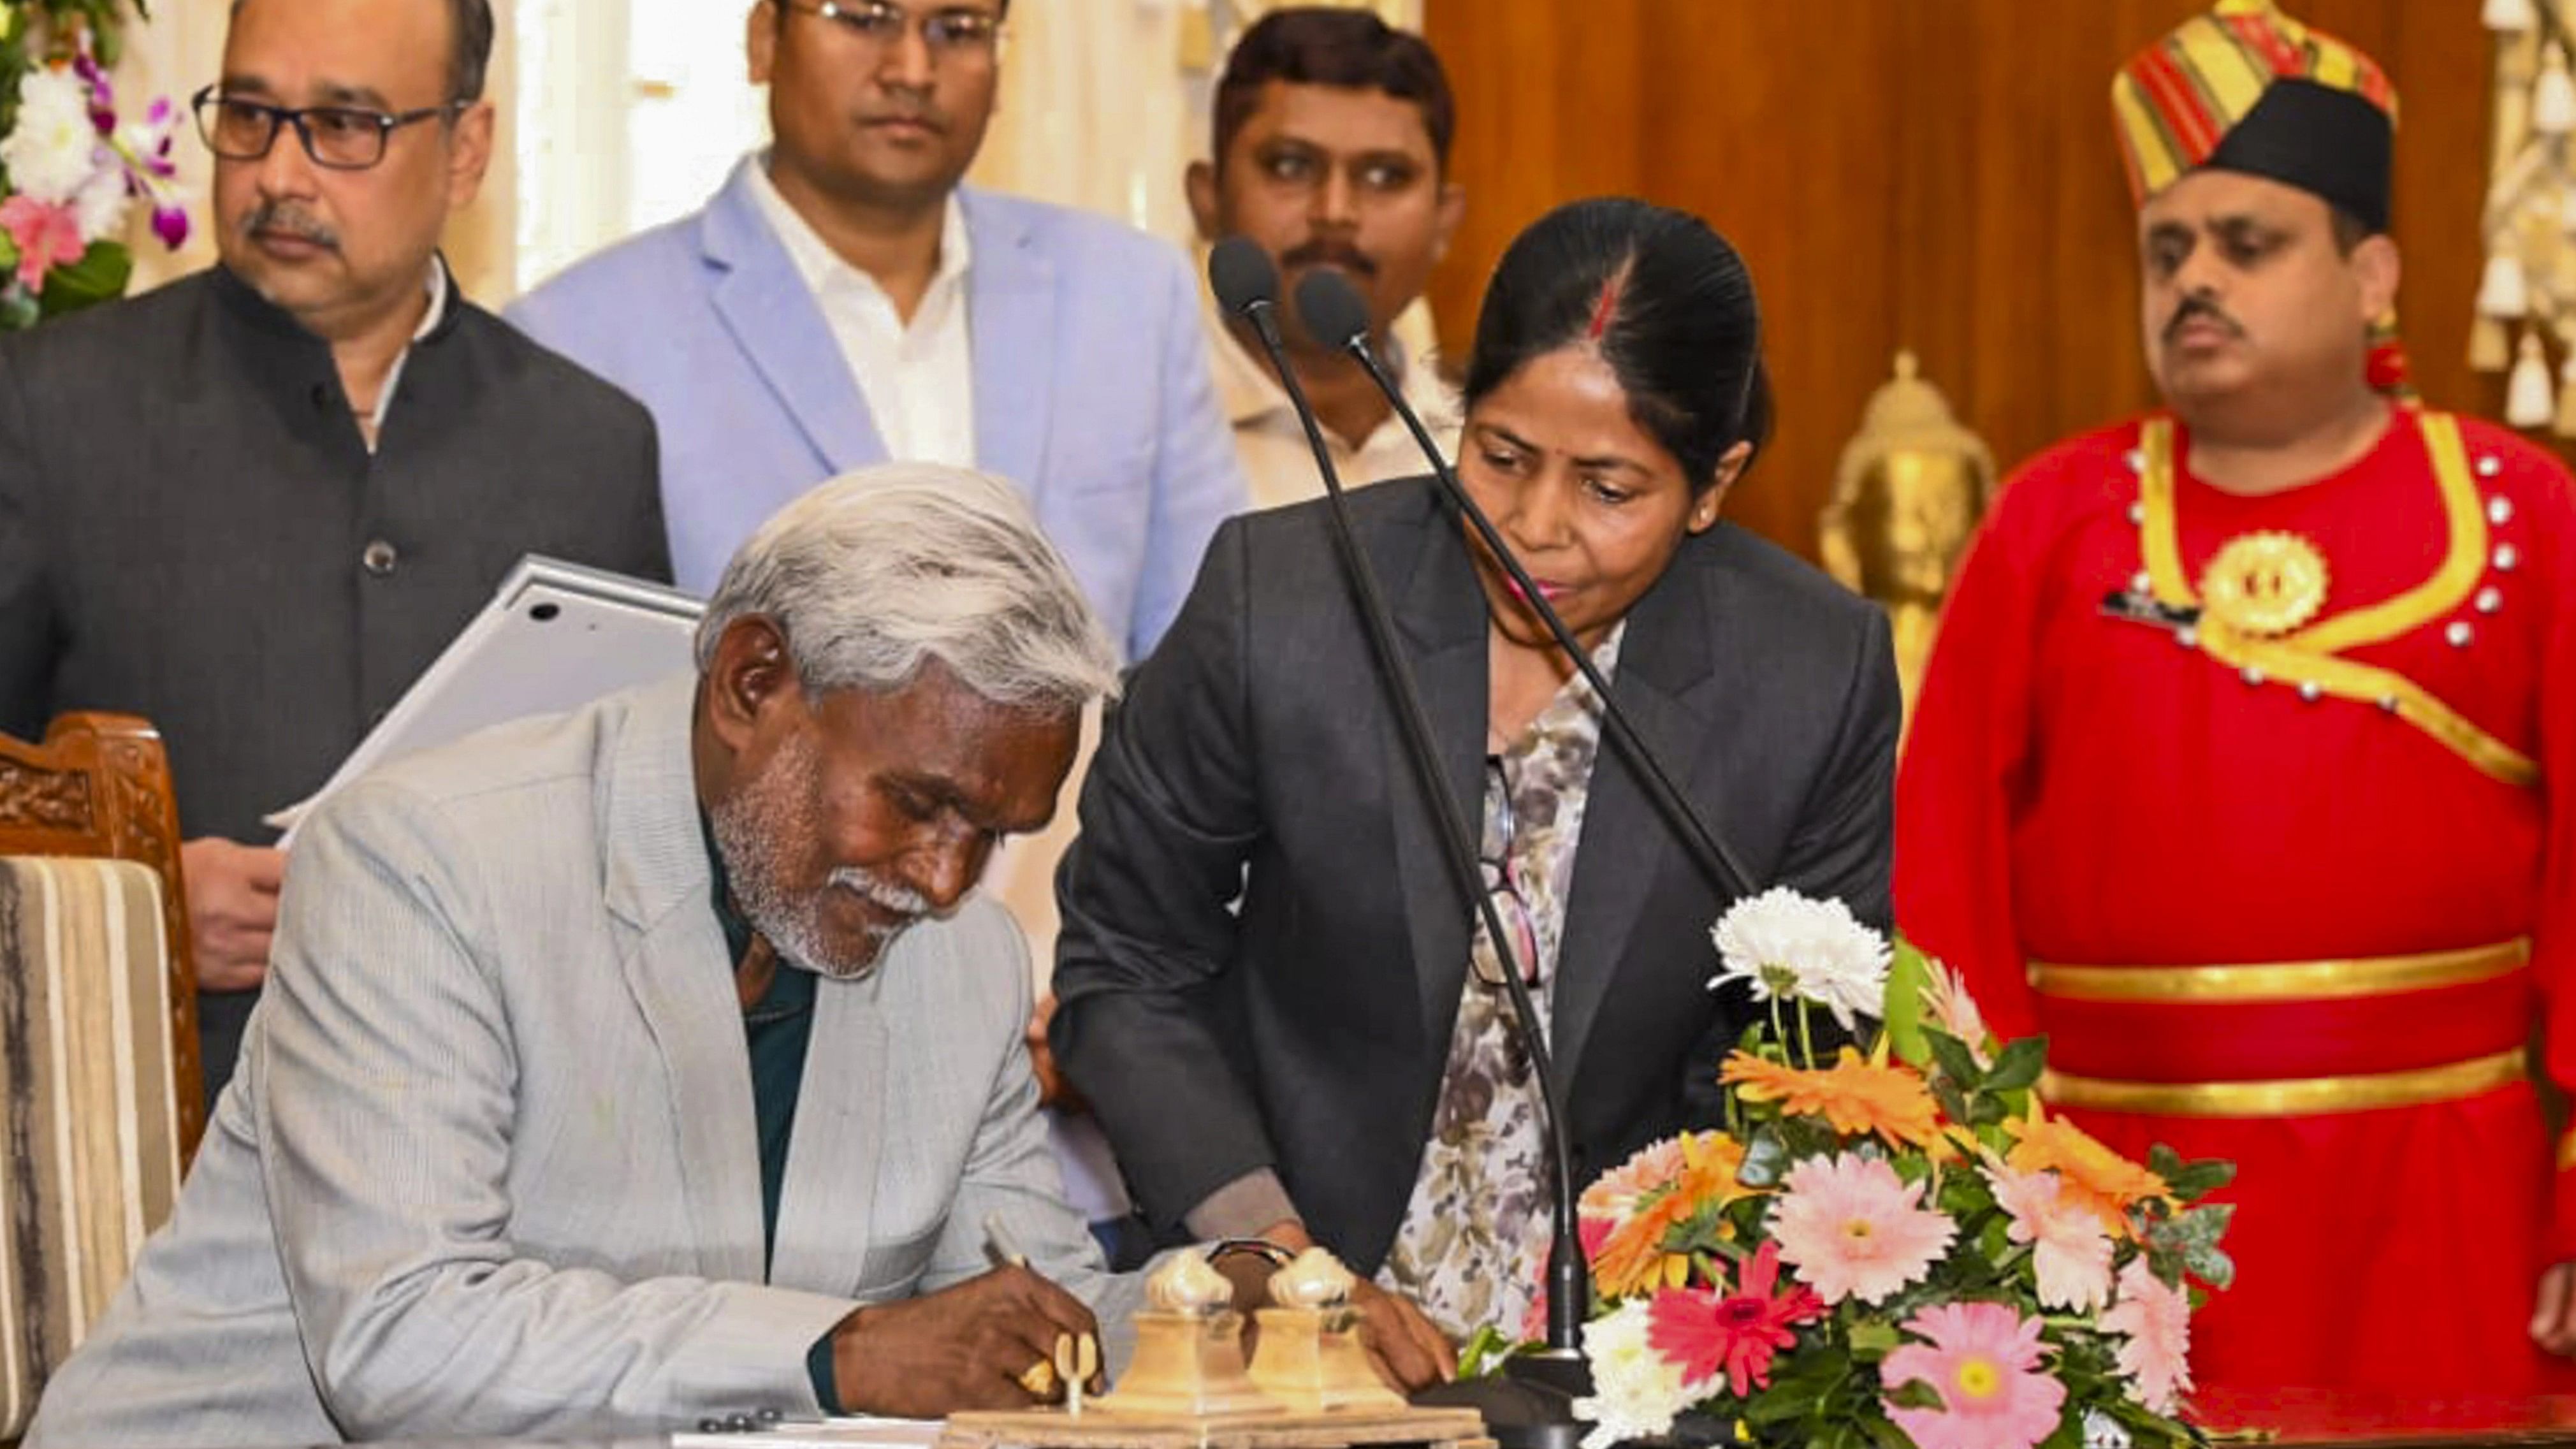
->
xmin=1897 ymin=409 xmax=2576 ymax=1395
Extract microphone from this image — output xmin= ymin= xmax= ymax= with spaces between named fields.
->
xmin=1209 ymin=235 xmax=1288 ymax=353
xmin=1291 ymin=268 xmax=1759 ymax=900
xmin=1216 ymin=241 xmax=1588 ymax=1449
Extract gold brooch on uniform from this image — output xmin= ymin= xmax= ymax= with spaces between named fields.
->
xmin=2197 ymin=531 xmax=2329 ymax=637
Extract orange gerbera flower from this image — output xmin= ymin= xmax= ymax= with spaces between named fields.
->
xmin=1590 ymin=1131 xmax=1751 ymax=1297
xmin=2004 ymin=1109 xmax=2170 ymax=1239
xmin=1721 ymin=1047 xmax=1946 ymax=1150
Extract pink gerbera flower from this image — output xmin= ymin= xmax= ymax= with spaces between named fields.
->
xmin=1580 ymin=1135 xmax=1688 ymax=1224
xmin=1986 ymin=1163 xmax=2113 ymax=1311
xmin=1645 ymin=1240 xmax=1825 ymax=1396
xmin=1882 ymin=1301 xmax=2067 ymax=1449
xmin=1768 ymin=1151 xmax=1957 ymax=1305
xmin=2100 ymin=1258 xmax=2194 ymax=1413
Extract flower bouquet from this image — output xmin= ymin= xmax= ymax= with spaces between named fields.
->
xmin=1551 ymin=889 xmax=2234 ymax=1449
xmin=0 ymin=1 xmax=187 ymax=330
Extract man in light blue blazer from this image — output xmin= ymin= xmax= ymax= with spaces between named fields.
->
xmin=507 ymin=0 xmax=1247 ymax=660
xmin=24 ymin=467 xmax=1147 ymax=1448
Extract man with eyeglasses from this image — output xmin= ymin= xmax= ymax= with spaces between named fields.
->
xmin=507 ymin=0 xmax=1246 ymax=666
xmin=0 ymin=0 xmax=669 ymax=1105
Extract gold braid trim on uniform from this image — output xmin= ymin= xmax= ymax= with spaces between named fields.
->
xmin=2136 ymin=413 xmax=2536 ymax=789
xmin=2281 ymin=412 xmax=2487 ymax=655
xmin=2194 ymin=623 xmax=2538 ymax=786
xmin=2028 ymin=938 xmax=2529 ymax=1003
xmin=2558 ymin=1128 xmax=2576 ymax=1174
xmin=2041 ymin=1047 xmax=2525 ymax=1118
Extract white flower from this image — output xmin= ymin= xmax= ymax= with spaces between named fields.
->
xmin=2083 ymin=1408 xmax=2134 ymax=1449
xmin=1572 ymin=1299 xmax=1696 ymax=1449
xmin=71 ymin=164 xmax=128 ymax=244
xmin=1707 ymin=887 xmax=1889 ymax=1029
xmin=2 ymin=68 xmax=105 ymax=205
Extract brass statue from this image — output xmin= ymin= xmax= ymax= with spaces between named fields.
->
xmin=1820 ymin=351 xmax=1997 ymax=743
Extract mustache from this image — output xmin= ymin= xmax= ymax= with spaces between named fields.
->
xmin=826 ymin=865 xmax=930 ymax=922
xmin=2164 ymin=295 xmax=2241 ymax=342
xmin=862 ymin=105 xmax=947 ymax=132
xmin=1280 ymin=239 xmax=1376 ymax=279
xmin=240 ymin=201 xmax=338 ymax=250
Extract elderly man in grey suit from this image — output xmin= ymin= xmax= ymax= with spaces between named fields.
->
xmin=26 ymin=465 xmax=1137 ymax=1447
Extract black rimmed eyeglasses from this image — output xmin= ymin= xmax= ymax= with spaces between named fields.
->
xmin=1472 ymin=756 xmax=1543 ymax=990
xmin=778 ymin=0 xmax=1006 ymax=58
xmin=192 ymin=86 xmax=466 ymax=171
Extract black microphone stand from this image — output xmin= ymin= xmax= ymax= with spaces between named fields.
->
xmin=1217 ymin=256 xmax=1589 ymax=1449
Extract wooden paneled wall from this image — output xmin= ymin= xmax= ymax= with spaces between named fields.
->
xmin=1420 ymin=1 xmax=2498 ymax=560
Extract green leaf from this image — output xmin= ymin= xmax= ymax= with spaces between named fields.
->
xmin=2160 ymin=1160 xmax=2237 ymax=1202
xmin=2147 ymin=1202 xmax=2232 ymax=1251
xmin=1882 ymin=936 xmax=1933 ymax=1067
xmin=0 ymin=288 xmax=39 ymax=332
xmin=38 ymin=240 xmax=133 ymax=319
xmin=2144 ymin=1203 xmax=2236 ymax=1289
xmin=1925 ymin=1029 xmax=1984 ymax=1091
xmin=1881 ymin=1377 xmax=1942 ymax=1411
xmin=1454 ymin=1324 xmax=1525 ymax=1380
xmin=1738 ymin=1126 xmax=1790 ymax=1189
xmin=1860 ymin=1413 xmax=1916 ymax=1449
xmin=1845 ymin=1318 xmax=1899 ymax=1358
xmin=2183 ymin=1241 xmax=2236 ymax=1291
xmin=1983 ymin=1035 xmax=2048 ymax=1093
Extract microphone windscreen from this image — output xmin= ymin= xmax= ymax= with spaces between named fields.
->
xmin=1293 ymin=268 xmax=1372 ymax=351
xmin=1208 ymin=237 xmax=1281 ymax=317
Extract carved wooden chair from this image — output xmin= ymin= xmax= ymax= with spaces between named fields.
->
xmin=0 ymin=714 xmax=203 ymax=1437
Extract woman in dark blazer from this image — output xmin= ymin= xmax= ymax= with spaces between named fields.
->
xmin=1051 ymin=198 xmax=1898 ymax=1384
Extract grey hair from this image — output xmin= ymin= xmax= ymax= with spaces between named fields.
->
xmin=694 ymin=463 xmax=1123 ymax=715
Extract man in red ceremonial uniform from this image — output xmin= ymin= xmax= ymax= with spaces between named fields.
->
xmin=1898 ymin=0 xmax=2576 ymax=1398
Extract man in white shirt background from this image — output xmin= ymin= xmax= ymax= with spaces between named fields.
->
xmin=507 ymin=0 xmax=1246 ymax=662
xmin=1187 ymin=6 xmax=1466 ymax=509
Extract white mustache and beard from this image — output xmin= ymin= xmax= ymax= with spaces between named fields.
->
xmin=710 ymin=728 xmax=931 ymax=982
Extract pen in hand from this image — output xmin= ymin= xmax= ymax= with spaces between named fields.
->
xmin=982 ymin=1210 xmax=1031 ymax=1271
xmin=981 ymin=1212 xmax=1094 ymax=1415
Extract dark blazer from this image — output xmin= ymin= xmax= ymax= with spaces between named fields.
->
xmin=1051 ymin=477 xmax=1899 ymax=1274
xmin=0 ymin=263 xmax=670 ymax=1092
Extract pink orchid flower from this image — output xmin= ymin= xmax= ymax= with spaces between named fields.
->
xmin=1 ymin=196 xmax=86 ymax=290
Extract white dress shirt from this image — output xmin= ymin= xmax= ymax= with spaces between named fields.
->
xmin=363 ymin=259 xmax=450 ymax=453
xmin=1204 ymin=293 xmax=1462 ymax=512
xmin=745 ymin=157 xmax=977 ymax=467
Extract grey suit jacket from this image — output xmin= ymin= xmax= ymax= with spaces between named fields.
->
xmin=26 ymin=674 xmax=1133 ymax=1448
xmin=1052 ymin=477 xmax=1899 ymax=1272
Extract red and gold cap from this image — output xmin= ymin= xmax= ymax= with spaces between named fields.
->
xmin=2114 ymin=0 xmax=2410 ymax=397
xmin=2112 ymin=0 xmax=2397 ymax=231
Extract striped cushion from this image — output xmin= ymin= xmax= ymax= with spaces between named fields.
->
xmin=0 ymin=857 xmax=185 ymax=1439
